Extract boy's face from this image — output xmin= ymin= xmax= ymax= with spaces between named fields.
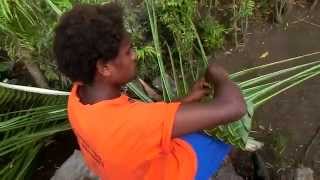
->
xmin=105 ymin=35 xmax=137 ymax=85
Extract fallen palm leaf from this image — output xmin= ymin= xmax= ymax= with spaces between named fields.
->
xmin=259 ymin=51 xmax=269 ymax=59
xmin=138 ymin=78 xmax=162 ymax=101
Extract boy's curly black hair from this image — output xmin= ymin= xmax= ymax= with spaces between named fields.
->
xmin=53 ymin=3 xmax=124 ymax=85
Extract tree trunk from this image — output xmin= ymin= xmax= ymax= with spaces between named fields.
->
xmin=24 ymin=61 xmax=49 ymax=88
xmin=20 ymin=49 xmax=49 ymax=88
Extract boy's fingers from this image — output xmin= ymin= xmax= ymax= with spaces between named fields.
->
xmin=192 ymin=80 xmax=204 ymax=89
xmin=192 ymin=79 xmax=211 ymax=91
xmin=203 ymin=90 xmax=210 ymax=96
xmin=202 ymin=82 xmax=210 ymax=88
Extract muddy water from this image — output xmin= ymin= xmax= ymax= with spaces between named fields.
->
xmin=215 ymin=8 xmax=320 ymax=178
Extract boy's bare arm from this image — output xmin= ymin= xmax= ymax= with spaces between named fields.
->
xmin=172 ymin=63 xmax=246 ymax=137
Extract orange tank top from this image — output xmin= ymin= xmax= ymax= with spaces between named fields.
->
xmin=67 ymin=84 xmax=197 ymax=179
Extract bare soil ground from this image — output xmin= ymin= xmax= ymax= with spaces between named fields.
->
xmin=215 ymin=6 xmax=320 ymax=179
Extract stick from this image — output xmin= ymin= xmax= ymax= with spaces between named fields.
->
xmin=301 ymin=19 xmax=320 ymax=29
xmin=311 ymin=0 xmax=319 ymax=11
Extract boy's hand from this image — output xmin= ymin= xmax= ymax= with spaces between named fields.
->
xmin=181 ymin=79 xmax=210 ymax=103
xmin=173 ymin=62 xmax=246 ymax=137
xmin=205 ymin=63 xmax=229 ymax=84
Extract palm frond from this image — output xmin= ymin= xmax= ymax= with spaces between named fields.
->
xmin=0 ymin=83 xmax=69 ymax=179
xmin=0 ymin=143 xmax=43 ymax=180
xmin=145 ymin=0 xmax=174 ymax=101
xmin=238 ymin=61 xmax=319 ymax=88
xmin=204 ymin=61 xmax=320 ymax=150
xmin=136 ymin=0 xmax=320 ymax=151
xmin=45 ymin=0 xmax=64 ymax=16
xmin=0 ymin=82 xmax=68 ymax=113
xmin=205 ymin=100 xmax=255 ymax=150
xmin=0 ymin=120 xmax=69 ymax=156
xmin=230 ymin=51 xmax=320 ymax=79
xmin=127 ymin=82 xmax=153 ymax=102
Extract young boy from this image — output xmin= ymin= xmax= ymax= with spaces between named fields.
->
xmin=53 ymin=3 xmax=246 ymax=180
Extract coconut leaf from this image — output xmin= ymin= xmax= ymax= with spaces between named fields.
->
xmin=0 ymin=107 xmax=69 ymax=179
xmin=230 ymin=51 xmax=320 ymax=79
xmin=0 ymin=143 xmax=43 ymax=180
xmin=145 ymin=0 xmax=174 ymax=101
xmin=136 ymin=0 xmax=320 ymax=151
xmin=0 ymin=83 xmax=69 ymax=179
xmin=127 ymin=82 xmax=153 ymax=102
xmin=205 ymin=100 xmax=254 ymax=150
xmin=204 ymin=63 xmax=320 ymax=150
xmin=0 ymin=82 xmax=68 ymax=113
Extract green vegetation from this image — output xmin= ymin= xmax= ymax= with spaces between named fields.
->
xmin=0 ymin=0 xmax=319 ymax=179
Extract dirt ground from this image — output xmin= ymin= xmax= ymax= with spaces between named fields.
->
xmin=215 ymin=7 xmax=320 ymax=179
xmin=31 ymin=132 xmax=78 ymax=179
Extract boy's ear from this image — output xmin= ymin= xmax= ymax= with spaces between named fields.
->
xmin=96 ymin=59 xmax=112 ymax=77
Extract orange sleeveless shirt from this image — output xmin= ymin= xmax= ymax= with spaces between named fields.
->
xmin=67 ymin=84 xmax=197 ymax=179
